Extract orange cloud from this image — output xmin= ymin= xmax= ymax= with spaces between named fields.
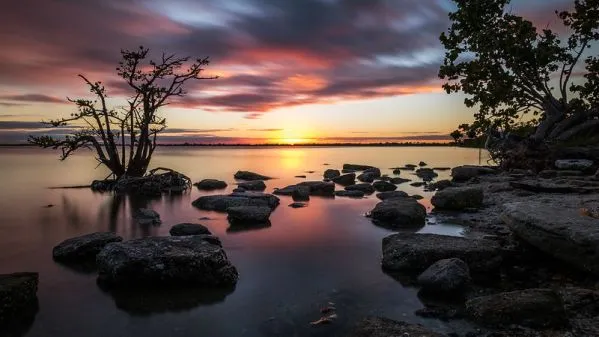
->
xmin=281 ymin=74 xmax=328 ymax=91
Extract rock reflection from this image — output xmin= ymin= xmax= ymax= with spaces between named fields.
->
xmin=226 ymin=221 xmax=272 ymax=234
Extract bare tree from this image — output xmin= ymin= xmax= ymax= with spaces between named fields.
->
xmin=29 ymin=46 xmax=215 ymax=178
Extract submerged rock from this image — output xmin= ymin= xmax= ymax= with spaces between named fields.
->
xmin=431 ymin=187 xmax=484 ymax=210
xmin=369 ymin=197 xmax=426 ymax=228
xmin=343 ymin=164 xmax=375 ymax=171
xmin=466 ymin=288 xmax=567 ymax=328
xmin=410 ymin=181 xmax=426 ymax=187
xmin=133 ymin=208 xmax=161 ymax=225
xmin=194 ymin=179 xmax=227 ymax=190
xmin=417 ymin=258 xmax=471 ymax=294
xmin=376 ymin=191 xmax=408 ymax=200
xmin=234 ymin=171 xmax=272 ymax=181
xmin=416 ymin=168 xmax=438 ymax=181
xmin=288 ymin=202 xmax=307 ymax=208
xmin=53 ymin=232 xmax=123 ymax=262
xmin=390 ymin=177 xmax=410 ymax=184
xmin=419 ymin=161 xmax=427 ymax=167
xmin=451 ymin=165 xmax=497 ymax=182
xmin=169 ymin=223 xmax=211 ymax=236
xmin=192 ymin=192 xmax=280 ymax=211
xmin=372 ymin=180 xmax=397 ymax=192
xmin=296 ymin=181 xmax=335 ymax=196
xmin=236 ymin=180 xmax=266 ymax=191
xmin=335 ymin=190 xmax=364 ymax=198
xmin=345 ymin=183 xmax=375 ymax=194
xmin=0 ymin=272 xmax=38 ymax=325
xmin=97 ymin=236 xmax=237 ymax=287
xmin=331 ymin=173 xmax=356 ymax=186
xmin=554 ymin=159 xmax=593 ymax=171
xmin=323 ymin=169 xmax=341 ymax=179
xmin=347 ymin=316 xmax=445 ymax=337
xmin=226 ymin=206 xmax=272 ymax=224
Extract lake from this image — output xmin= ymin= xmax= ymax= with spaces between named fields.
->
xmin=0 ymin=146 xmax=488 ymax=337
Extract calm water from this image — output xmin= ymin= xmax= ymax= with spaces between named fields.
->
xmin=0 ymin=146 xmax=487 ymax=337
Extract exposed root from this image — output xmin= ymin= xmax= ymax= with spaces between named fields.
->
xmin=91 ymin=168 xmax=192 ymax=196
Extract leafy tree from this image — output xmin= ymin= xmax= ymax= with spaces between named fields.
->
xmin=30 ymin=47 xmax=215 ymax=178
xmin=440 ymin=0 xmax=599 ymax=144
xmin=450 ymin=129 xmax=463 ymax=144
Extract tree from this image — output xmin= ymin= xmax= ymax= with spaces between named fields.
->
xmin=29 ymin=46 xmax=215 ymax=178
xmin=440 ymin=0 xmax=599 ymax=146
xmin=450 ymin=129 xmax=463 ymax=144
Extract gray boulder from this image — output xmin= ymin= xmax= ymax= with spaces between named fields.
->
xmin=376 ymin=191 xmax=408 ymax=200
xmin=0 ymin=272 xmax=38 ymax=325
xmin=133 ymin=208 xmax=161 ymax=226
xmin=417 ymin=258 xmax=471 ymax=293
xmin=53 ymin=232 xmax=123 ymax=262
xmin=372 ymin=180 xmax=397 ymax=192
xmin=170 ymin=223 xmax=211 ymax=236
xmin=369 ymin=198 xmax=426 ymax=228
xmin=234 ymin=170 xmax=272 ymax=181
xmin=97 ymin=236 xmax=237 ymax=287
xmin=331 ymin=173 xmax=356 ymax=186
xmin=555 ymin=159 xmax=593 ymax=171
xmin=227 ymin=206 xmax=272 ymax=224
xmin=466 ymin=288 xmax=567 ymax=328
xmin=194 ymin=179 xmax=227 ymax=190
xmin=296 ymin=181 xmax=335 ymax=196
xmin=382 ymin=233 xmax=502 ymax=275
xmin=292 ymin=186 xmax=310 ymax=201
xmin=451 ymin=165 xmax=497 ymax=182
xmin=347 ymin=316 xmax=445 ymax=337
xmin=323 ymin=169 xmax=341 ymax=179
xmin=343 ymin=164 xmax=375 ymax=171
xmin=502 ymin=202 xmax=599 ymax=276
xmin=335 ymin=190 xmax=364 ymax=198
xmin=431 ymin=187 xmax=483 ymax=210
xmin=345 ymin=183 xmax=375 ymax=194
xmin=192 ymin=192 xmax=280 ymax=211
xmin=236 ymin=180 xmax=266 ymax=191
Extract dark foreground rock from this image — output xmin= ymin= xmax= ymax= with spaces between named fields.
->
xmin=234 ymin=171 xmax=272 ymax=181
xmin=466 ymin=288 xmax=567 ymax=329
xmin=431 ymin=187 xmax=484 ymax=210
xmin=345 ymin=183 xmax=375 ymax=194
xmin=372 ymin=180 xmax=397 ymax=192
xmin=347 ymin=316 xmax=445 ymax=337
xmin=323 ymin=169 xmax=341 ymax=179
xmin=417 ymin=258 xmax=471 ymax=294
xmin=194 ymin=179 xmax=227 ymax=190
xmin=331 ymin=173 xmax=356 ymax=186
xmin=236 ymin=180 xmax=266 ymax=191
xmin=226 ymin=206 xmax=272 ymax=224
xmin=53 ymin=232 xmax=123 ymax=262
xmin=335 ymin=190 xmax=364 ymax=198
xmin=554 ymin=159 xmax=593 ymax=171
xmin=510 ymin=179 xmax=599 ymax=193
xmin=376 ymin=191 xmax=408 ymax=200
xmin=382 ymin=233 xmax=502 ymax=276
xmin=451 ymin=165 xmax=497 ymax=182
xmin=0 ymin=272 xmax=38 ymax=325
xmin=192 ymin=192 xmax=280 ymax=211
xmin=169 ymin=223 xmax=211 ymax=236
xmin=368 ymin=198 xmax=426 ymax=228
xmin=502 ymin=201 xmax=599 ymax=276
xmin=97 ymin=236 xmax=237 ymax=287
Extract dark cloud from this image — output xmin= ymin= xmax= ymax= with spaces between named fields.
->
xmin=0 ymin=121 xmax=47 ymax=129
xmin=0 ymin=94 xmax=67 ymax=104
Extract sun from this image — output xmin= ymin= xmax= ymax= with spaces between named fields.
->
xmin=279 ymin=138 xmax=306 ymax=145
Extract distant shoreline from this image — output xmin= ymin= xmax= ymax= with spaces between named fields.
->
xmin=0 ymin=142 xmax=468 ymax=148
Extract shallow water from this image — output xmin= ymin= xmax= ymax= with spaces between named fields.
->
xmin=0 ymin=146 xmax=488 ymax=337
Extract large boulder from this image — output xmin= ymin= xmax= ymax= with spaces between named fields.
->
xmin=234 ymin=170 xmax=272 ymax=181
xmin=335 ymin=190 xmax=364 ymax=198
xmin=417 ymin=258 xmax=471 ymax=294
xmin=53 ymin=232 xmax=123 ymax=262
xmin=431 ymin=187 xmax=483 ymax=210
xmin=451 ymin=165 xmax=497 ymax=182
xmin=0 ymin=272 xmax=38 ymax=325
xmin=226 ymin=206 xmax=272 ymax=224
xmin=343 ymin=164 xmax=375 ymax=171
xmin=555 ymin=159 xmax=593 ymax=171
xmin=296 ymin=181 xmax=335 ymax=196
xmin=194 ymin=179 xmax=227 ymax=190
xmin=372 ymin=180 xmax=397 ymax=192
xmin=236 ymin=180 xmax=266 ymax=191
xmin=192 ymin=192 xmax=280 ymax=211
xmin=502 ymin=202 xmax=599 ymax=276
xmin=382 ymin=233 xmax=502 ymax=276
xmin=97 ymin=236 xmax=237 ymax=287
xmin=169 ymin=223 xmax=211 ymax=236
xmin=369 ymin=198 xmax=426 ymax=228
xmin=323 ymin=169 xmax=341 ymax=179
xmin=376 ymin=191 xmax=408 ymax=200
xmin=134 ymin=208 xmax=161 ymax=225
xmin=347 ymin=316 xmax=445 ymax=337
xmin=345 ymin=183 xmax=375 ymax=194
xmin=331 ymin=173 xmax=356 ymax=186
xmin=466 ymin=288 xmax=567 ymax=328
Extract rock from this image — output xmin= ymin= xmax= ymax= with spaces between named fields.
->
xmin=347 ymin=316 xmax=445 ymax=337
xmin=595 ymin=168 xmax=599 ymax=178
xmin=295 ymin=175 xmax=306 ymax=178
xmin=369 ymin=198 xmax=426 ymax=228
xmin=232 ymin=188 xmax=246 ymax=193
xmin=426 ymin=179 xmax=452 ymax=191
xmin=357 ymin=172 xmax=377 ymax=183
xmin=392 ymin=168 xmax=401 ymax=175
xmin=343 ymin=164 xmax=375 ymax=171
xmin=272 ymin=185 xmax=297 ymax=195
xmin=234 ymin=170 xmax=272 ymax=181
xmin=451 ymin=165 xmax=497 ymax=182
xmin=134 ymin=208 xmax=161 ymax=225
xmin=194 ymin=179 xmax=227 ymax=190
xmin=555 ymin=159 xmax=593 ymax=171
xmin=465 ymin=288 xmax=567 ymax=328
xmin=502 ymin=202 xmax=599 ymax=276
xmin=390 ymin=177 xmax=410 ymax=184
xmin=331 ymin=173 xmax=356 ymax=186
xmin=410 ymin=181 xmax=426 ymax=187
xmin=416 ymin=168 xmax=438 ymax=181
xmin=292 ymin=186 xmax=310 ymax=201
xmin=335 ymin=190 xmax=364 ymax=198
xmin=97 ymin=236 xmax=237 ymax=287
xmin=345 ymin=183 xmax=376 ymax=194
xmin=364 ymin=167 xmax=381 ymax=177
xmin=169 ymin=223 xmax=211 ymax=236
xmin=419 ymin=161 xmax=427 ymax=167
xmin=288 ymin=202 xmax=307 ymax=208
xmin=382 ymin=233 xmax=502 ymax=275
xmin=53 ymin=232 xmax=123 ymax=262
xmin=236 ymin=180 xmax=266 ymax=191
xmin=0 ymin=272 xmax=38 ymax=325
xmin=296 ymin=181 xmax=335 ymax=196
xmin=431 ymin=187 xmax=483 ymax=210
xmin=417 ymin=258 xmax=471 ymax=293
xmin=372 ymin=180 xmax=397 ymax=192
xmin=192 ymin=192 xmax=280 ymax=211
xmin=341 ymin=169 xmax=356 ymax=174
xmin=538 ymin=170 xmax=558 ymax=178
xmin=323 ymin=169 xmax=341 ymax=179
xmin=411 ymin=194 xmax=424 ymax=200
xmin=509 ymin=180 xmax=599 ymax=193
xmin=376 ymin=176 xmax=391 ymax=182
xmin=433 ymin=167 xmax=451 ymax=171
xmin=376 ymin=191 xmax=408 ymax=200
xmin=226 ymin=206 xmax=272 ymax=224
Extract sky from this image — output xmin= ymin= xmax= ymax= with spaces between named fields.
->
xmin=0 ymin=0 xmax=573 ymax=144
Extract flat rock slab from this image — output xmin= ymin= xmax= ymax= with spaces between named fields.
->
xmin=466 ymin=288 xmax=567 ymax=329
xmin=194 ymin=179 xmax=227 ymax=190
xmin=345 ymin=183 xmax=375 ymax=194
xmin=332 ymin=173 xmax=356 ymax=186
xmin=347 ymin=316 xmax=445 ymax=337
xmin=0 ymin=272 xmax=38 ymax=324
xmin=431 ymin=187 xmax=483 ymax=210
xmin=555 ymin=159 xmax=593 ymax=171
xmin=226 ymin=206 xmax=272 ymax=224
xmin=53 ymin=232 xmax=123 ymax=262
xmin=510 ymin=180 xmax=599 ymax=193
xmin=335 ymin=190 xmax=364 ymax=198
xmin=369 ymin=197 xmax=426 ymax=229
xmin=451 ymin=165 xmax=497 ymax=182
xmin=375 ymin=191 xmax=408 ymax=200
xmin=502 ymin=202 xmax=599 ymax=276
xmin=236 ymin=180 xmax=266 ymax=191
xmin=192 ymin=192 xmax=280 ymax=211
xmin=296 ymin=181 xmax=335 ymax=196
xmin=234 ymin=171 xmax=272 ymax=181
xmin=169 ymin=223 xmax=211 ymax=236
xmin=382 ymin=233 xmax=502 ymax=275
xmin=97 ymin=236 xmax=237 ymax=287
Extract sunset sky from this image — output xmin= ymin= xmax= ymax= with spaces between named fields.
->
xmin=0 ymin=0 xmax=573 ymax=144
